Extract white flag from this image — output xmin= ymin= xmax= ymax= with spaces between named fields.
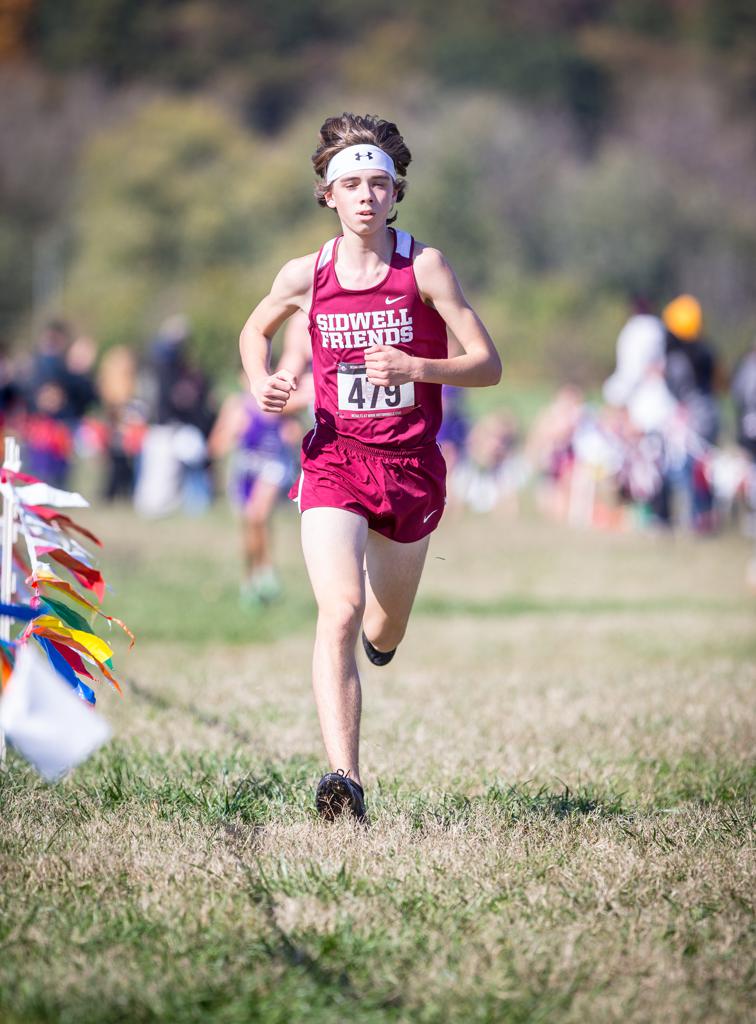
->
xmin=15 ymin=483 xmax=90 ymax=509
xmin=0 ymin=644 xmax=110 ymax=781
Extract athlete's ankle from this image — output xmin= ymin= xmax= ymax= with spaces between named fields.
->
xmin=330 ymin=766 xmax=362 ymax=789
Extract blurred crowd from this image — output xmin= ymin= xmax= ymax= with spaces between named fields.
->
xmin=0 ymin=314 xmax=217 ymax=515
xmin=2 ymin=298 xmax=755 ymax=562
xmin=526 ymin=295 xmax=756 ymax=543
xmin=438 ymin=294 xmax=755 ymax=554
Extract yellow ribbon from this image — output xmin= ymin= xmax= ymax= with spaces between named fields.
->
xmin=33 ymin=615 xmax=114 ymax=664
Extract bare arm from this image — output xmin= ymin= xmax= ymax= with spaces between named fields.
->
xmin=364 ymin=246 xmax=502 ymax=389
xmin=207 ymin=393 xmax=245 ymax=459
xmin=276 ymin=309 xmax=312 ymax=377
xmin=273 ymin=309 xmax=315 ymax=413
xmin=239 ymin=254 xmax=315 ymax=413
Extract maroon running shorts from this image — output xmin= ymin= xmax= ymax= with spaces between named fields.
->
xmin=289 ymin=426 xmax=446 ymax=543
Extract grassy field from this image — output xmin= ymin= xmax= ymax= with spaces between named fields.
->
xmin=0 ymin=498 xmax=754 ymax=1024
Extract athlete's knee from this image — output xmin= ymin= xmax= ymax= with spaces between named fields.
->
xmin=317 ymin=596 xmax=364 ymax=643
xmin=244 ymin=504 xmax=269 ymax=527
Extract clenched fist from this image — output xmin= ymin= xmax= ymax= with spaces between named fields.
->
xmin=251 ymin=369 xmax=298 ymax=413
xmin=364 ymin=346 xmax=416 ymax=387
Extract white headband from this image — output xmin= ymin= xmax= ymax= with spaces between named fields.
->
xmin=325 ymin=145 xmax=396 ymax=185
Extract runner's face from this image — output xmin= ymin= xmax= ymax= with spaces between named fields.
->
xmin=326 ymin=171 xmax=397 ymax=234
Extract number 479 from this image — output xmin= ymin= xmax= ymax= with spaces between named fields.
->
xmin=348 ymin=378 xmax=401 ymax=409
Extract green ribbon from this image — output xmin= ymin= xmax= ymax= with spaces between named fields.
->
xmin=42 ymin=596 xmax=96 ymax=636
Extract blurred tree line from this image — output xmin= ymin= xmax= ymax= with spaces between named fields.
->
xmin=1 ymin=0 xmax=755 ymax=381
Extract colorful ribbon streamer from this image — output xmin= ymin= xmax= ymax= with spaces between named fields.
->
xmin=1 ymin=468 xmax=133 ymax=704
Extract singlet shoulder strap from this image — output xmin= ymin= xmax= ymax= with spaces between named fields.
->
xmin=316 ymin=236 xmax=338 ymax=270
xmin=310 ymin=236 xmax=338 ymax=316
xmin=394 ymin=228 xmax=413 ymax=260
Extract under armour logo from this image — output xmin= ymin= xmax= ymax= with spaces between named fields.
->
xmin=354 ymin=151 xmax=374 ymax=162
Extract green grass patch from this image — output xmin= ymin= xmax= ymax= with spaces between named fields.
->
xmin=638 ymin=753 xmax=756 ymax=809
xmin=414 ymin=593 xmax=741 ymax=619
xmin=1 ymin=508 xmax=753 ymax=1023
xmin=108 ymin=558 xmax=315 ymax=646
xmin=0 ymin=745 xmax=319 ymax=828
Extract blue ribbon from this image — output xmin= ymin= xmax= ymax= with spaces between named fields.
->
xmin=0 ymin=602 xmax=42 ymax=622
xmin=33 ymin=636 xmax=96 ymax=705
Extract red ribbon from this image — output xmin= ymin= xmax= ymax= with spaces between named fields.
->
xmin=48 ymin=549 xmax=106 ymax=601
xmin=25 ymin=506 xmax=103 ymax=547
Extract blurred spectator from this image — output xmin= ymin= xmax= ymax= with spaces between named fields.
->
xmin=134 ymin=316 xmax=215 ymax=517
xmin=210 ymin=313 xmax=312 ymax=604
xmin=23 ymin=381 xmax=72 ymax=488
xmin=62 ymin=333 xmax=103 ymax=469
xmin=23 ymin=319 xmax=72 ymax=413
xmin=526 ymin=385 xmax=585 ymax=521
xmin=662 ymin=294 xmax=720 ymax=531
xmin=97 ymin=345 xmax=146 ymax=502
xmin=437 ymin=334 xmax=471 ymax=500
xmin=209 ymin=377 xmax=296 ymax=605
xmin=567 ymin=405 xmax=627 ymax=528
xmin=146 ymin=314 xmax=214 ymax=434
xmin=730 ymin=339 xmax=756 ymax=588
xmin=731 ymin=340 xmax=756 ymax=464
xmin=65 ymin=335 xmax=98 ymax=424
xmin=603 ymin=298 xmax=679 ymax=526
xmin=20 ymin=320 xmax=75 ymax=487
xmin=452 ymin=411 xmax=524 ymax=514
xmin=0 ymin=341 xmax=24 ymax=432
xmin=438 ymin=385 xmax=470 ymax=496
xmin=603 ymin=296 xmax=666 ymax=410
xmin=663 ymin=294 xmax=720 ymax=444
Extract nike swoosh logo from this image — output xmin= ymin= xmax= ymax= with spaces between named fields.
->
xmin=423 ymin=509 xmax=439 ymax=523
xmin=385 ymin=296 xmax=405 ymax=305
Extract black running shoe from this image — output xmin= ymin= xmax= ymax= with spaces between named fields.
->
xmin=316 ymin=769 xmax=367 ymax=822
xmin=362 ymin=631 xmax=396 ymax=666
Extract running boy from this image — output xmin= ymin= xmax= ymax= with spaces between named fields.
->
xmin=240 ymin=113 xmax=501 ymax=821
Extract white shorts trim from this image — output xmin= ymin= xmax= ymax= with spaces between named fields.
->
xmin=294 ymin=470 xmax=304 ymax=511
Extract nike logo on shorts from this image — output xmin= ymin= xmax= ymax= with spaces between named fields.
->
xmin=385 ymin=295 xmax=405 ymax=305
xmin=423 ymin=509 xmax=439 ymax=523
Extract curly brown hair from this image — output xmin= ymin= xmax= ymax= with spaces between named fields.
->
xmin=312 ymin=113 xmax=411 ymax=222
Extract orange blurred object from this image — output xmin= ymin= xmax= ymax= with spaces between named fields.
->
xmin=662 ymin=294 xmax=702 ymax=341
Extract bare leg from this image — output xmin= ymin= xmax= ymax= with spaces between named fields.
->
xmin=301 ymin=508 xmax=368 ymax=786
xmin=363 ymin=531 xmax=430 ymax=653
xmin=242 ymin=478 xmax=281 ymax=576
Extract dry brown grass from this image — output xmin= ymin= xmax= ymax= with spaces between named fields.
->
xmin=1 ymin=502 xmax=754 ymax=1023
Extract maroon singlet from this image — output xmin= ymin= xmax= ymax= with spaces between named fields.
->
xmin=308 ymin=228 xmax=447 ymax=449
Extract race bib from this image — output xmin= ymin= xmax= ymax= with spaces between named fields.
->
xmin=337 ymin=363 xmax=415 ymax=418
